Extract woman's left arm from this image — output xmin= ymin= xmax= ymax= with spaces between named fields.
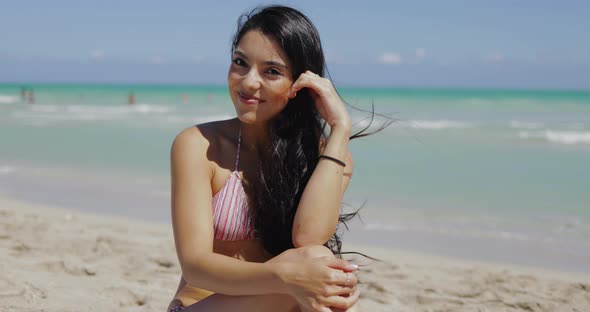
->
xmin=289 ymin=71 xmax=354 ymax=247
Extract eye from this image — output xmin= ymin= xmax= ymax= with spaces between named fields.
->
xmin=232 ymin=58 xmax=246 ymax=66
xmin=265 ymin=68 xmax=282 ymax=76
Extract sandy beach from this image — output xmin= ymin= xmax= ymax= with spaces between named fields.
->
xmin=1 ymin=195 xmax=589 ymax=311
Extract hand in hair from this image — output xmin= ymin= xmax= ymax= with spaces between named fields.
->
xmin=288 ymin=70 xmax=352 ymax=131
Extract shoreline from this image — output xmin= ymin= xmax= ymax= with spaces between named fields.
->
xmin=1 ymin=195 xmax=589 ymax=311
xmin=1 ymin=163 xmax=590 ymax=275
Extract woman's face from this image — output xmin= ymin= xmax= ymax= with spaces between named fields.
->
xmin=228 ymin=30 xmax=294 ymax=125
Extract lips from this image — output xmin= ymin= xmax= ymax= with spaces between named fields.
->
xmin=238 ymin=92 xmax=264 ymax=104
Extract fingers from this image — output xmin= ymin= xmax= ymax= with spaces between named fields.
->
xmin=343 ymin=272 xmax=358 ymax=288
xmin=318 ymin=288 xmax=361 ymax=311
xmin=325 ymin=257 xmax=359 ymax=272
xmin=331 ymin=284 xmax=358 ymax=296
xmin=337 ymin=271 xmax=358 ymax=289
xmin=323 ymin=258 xmax=359 ymax=289
xmin=320 ymin=275 xmax=357 ymax=297
xmin=288 ymin=70 xmax=326 ymax=98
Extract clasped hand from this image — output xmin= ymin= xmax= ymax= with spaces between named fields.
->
xmin=276 ymin=256 xmax=360 ymax=312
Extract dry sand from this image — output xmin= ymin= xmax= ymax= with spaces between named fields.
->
xmin=1 ymin=196 xmax=589 ymax=311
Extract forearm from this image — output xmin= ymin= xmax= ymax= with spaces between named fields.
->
xmin=181 ymin=252 xmax=287 ymax=296
xmin=293 ymin=126 xmax=350 ymax=246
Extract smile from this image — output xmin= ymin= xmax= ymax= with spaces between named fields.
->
xmin=238 ymin=92 xmax=265 ymax=105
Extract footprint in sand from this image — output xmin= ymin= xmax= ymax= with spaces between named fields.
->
xmin=40 ymin=260 xmax=97 ymax=276
xmin=151 ymin=257 xmax=175 ymax=269
xmin=100 ymin=286 xmax=147 ymax=307
xmin=364 ymin=280 xmax=387 ymax=293
xmin=93 ymin=236 xmax=115 ymax=255
xmin=23 ymin=282 xmax=47 ymax=300
xmin=0 ymin=276 xmax=25 ymax=297
xmin=10 ymin=241 xmax=31 ymax=255
xmin=0 ymin=210 xmax=13 ymax=217
xmin=415 ymin=293 xmax=465 ymax=306
xmin=577 ymin=283 xmax=590 ymax=292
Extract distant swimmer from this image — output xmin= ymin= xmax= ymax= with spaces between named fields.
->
xmin=20 ymin=86 xmax=27 ymax=103
xmin=27 ymin=89 xmax=35 ymax=104
xmin=181 ymin=93 xmax=189 ymax=104
xmin=128 ymin=92 xmax=136 ymax=105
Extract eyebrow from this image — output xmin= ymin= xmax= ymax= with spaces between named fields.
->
xmin=234 ymin=50 xmax=288 ymax=69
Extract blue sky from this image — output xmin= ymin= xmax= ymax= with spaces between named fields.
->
xmin=1 ymin=0 xmax=589 ymax=89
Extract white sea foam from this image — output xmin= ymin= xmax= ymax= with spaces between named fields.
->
xmin=157 ymin=114 xmax=234 ymax=126
xmin=545 ymin=130 xmax=590 ymax=145
xmin=408 ymin=120 xmax=471 ymax=130
xmin=0 ymin=94 xmax=19 ymax=104
xmin=509 ymin=120 xmax=544 ymax=129
xmin=28 ymin=103 xmax=173 ymax=115
xmin=519 ymin=130 xmax=590 ymax=145
xmin=352 ymin=117 xmax=473 ymax=131
xmin=0 ymin=166 xmax=17 ymax=175
xmin=13 ymin=103 xmax=176 ymax=124
xmin=361 ymin=221 xmax=530 ymax=241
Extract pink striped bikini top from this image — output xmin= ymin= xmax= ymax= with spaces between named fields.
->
xmin=211 ymin=127 xmax=255 ymax=241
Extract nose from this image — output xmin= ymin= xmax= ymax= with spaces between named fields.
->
xmin=242 ymin=68 xmax=262 ymax=91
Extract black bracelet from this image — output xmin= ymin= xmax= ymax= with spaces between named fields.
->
xmin=318 ymin=154 xmax=346 ymax=167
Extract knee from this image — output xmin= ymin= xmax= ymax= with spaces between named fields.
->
xmin=296 ymin=245 xmax=334 ymax=260
xmin=268 ymin=245 xmax=334 ymax=264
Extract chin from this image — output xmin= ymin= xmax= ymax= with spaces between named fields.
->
xmin=237 ymin=111 xmax=275 ymax=125
xmin=237 ymin=111 xmax=261 ymax=124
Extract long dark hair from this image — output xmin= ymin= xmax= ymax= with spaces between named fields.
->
xmin=232 ymin=5 xmax=389 ymax=257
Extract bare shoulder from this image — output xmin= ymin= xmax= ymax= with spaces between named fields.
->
xmin=171 ymin=126 xmax=210 ymax=161
xmin=172 ymin=120 xmax=232 ymax=154
xmin=170 ymin=119 xmax=237 ymax=170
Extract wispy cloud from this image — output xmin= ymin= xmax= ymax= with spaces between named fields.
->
xmin=378 ymin=52 xmax=403 ymax=65
xmin=378 ymin=49 xmax=429 ymax=65
xmin=323 ymin=50 xmax=359 ymax=65
xmin=191 ymin=56 xmax=205 ymax=64
xmin=415 ymin=48 xmax=427 ymax=59
xmin=90 ymin=49 xmax=105 ymax=62
xmin=147 ymin=56 xmax=168 ymax=65
xmin=407 ymin=48 xmax=428 ymax=64
xmin=483 ymin=51 xmax=505 ymax=64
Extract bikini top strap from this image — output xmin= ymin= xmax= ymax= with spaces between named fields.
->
xmin=234 ymin=125 xmax=241 ymax=171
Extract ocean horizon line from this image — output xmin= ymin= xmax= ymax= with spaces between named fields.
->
xmin=1 ymin=81 xmax=589 ymax=94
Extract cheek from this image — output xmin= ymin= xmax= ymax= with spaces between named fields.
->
xmin=227 ymin=71 xmax=238 ymax=85
xmin=227 ymin=66 xmax=243 ymax=85
xmin=271 ymin=81 xmax=293 ymax=102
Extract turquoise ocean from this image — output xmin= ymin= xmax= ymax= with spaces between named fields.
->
xmin=1 ymin=84 xmax=589 ymax=271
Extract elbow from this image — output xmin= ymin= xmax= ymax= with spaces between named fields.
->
xmin=292 ymin=219 xmax=338 ymax=248
xmin=292 ymin=231 xmax=332 ymax=248
xmin=179 ymin=253 xmax=207 ymax=287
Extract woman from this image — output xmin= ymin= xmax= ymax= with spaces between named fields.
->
xmin=169 ymin=5 xmax=365 ymax=312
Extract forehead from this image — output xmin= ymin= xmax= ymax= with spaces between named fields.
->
xmin=235 ymin=30 xmax=290 ymax=67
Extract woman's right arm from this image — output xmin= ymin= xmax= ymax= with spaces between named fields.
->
xmin=171 ymin=127 xmax=286 ymax=296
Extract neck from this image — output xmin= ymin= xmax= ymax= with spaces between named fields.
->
xmin=238 ymin=119 xmax=271 ymax=152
